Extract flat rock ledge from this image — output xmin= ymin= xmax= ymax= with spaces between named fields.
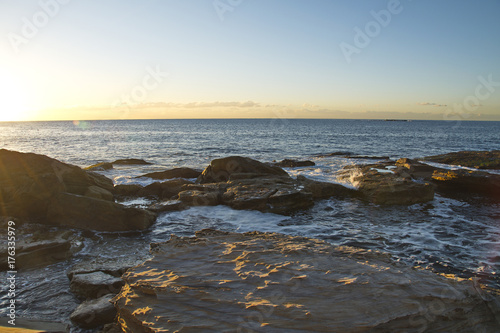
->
xmin=112 ymin=229 xmax=500 ymax=332
xmin=421 ymin=150 xmax=500 ymax=170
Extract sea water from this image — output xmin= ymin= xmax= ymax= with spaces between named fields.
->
xmin=0 ymin=119 xmax=499 ymax=330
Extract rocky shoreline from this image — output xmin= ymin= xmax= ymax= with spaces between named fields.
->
xmin=113 ymin=229 xmax=500 ymax=332
xmin=1 ymin=148 xmax=499 ymax=331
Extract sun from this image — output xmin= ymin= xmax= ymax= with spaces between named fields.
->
xmin=0 ymin=72 xmax=33 ymax=122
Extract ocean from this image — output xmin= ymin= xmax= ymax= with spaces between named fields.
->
xmin=1 ymin=118 xmax=499 ymax=330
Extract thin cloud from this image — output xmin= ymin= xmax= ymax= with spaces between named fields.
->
xmin=184 ymin=101 xmax=260 ymax=108
xmin=416 ymin=102 xmax=447 ymax=107
xmin=110 ymin=101 xmax=261 ymax=109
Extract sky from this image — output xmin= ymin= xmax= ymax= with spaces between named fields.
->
xmin=1 ymin=0 xmax=500 ymax=121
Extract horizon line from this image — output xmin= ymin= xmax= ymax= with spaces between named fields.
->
xmin=2 ymin=117 xmax=500 ymax=123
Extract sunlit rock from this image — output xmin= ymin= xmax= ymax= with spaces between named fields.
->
xmin=112 ymin=229 xmax=500 ymax=332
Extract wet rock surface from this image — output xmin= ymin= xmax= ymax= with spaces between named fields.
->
xmin=138 ymin=179 xmax=194 ymax=199
xmin=68 ymin=256 xmax=146 ymax=329
xmin=112 ymin=229 xmax=500 ymax=332
xmin=70 ymin=271 xmax=124 ymax=300
xmin=338 ymin=162 xmax=435 ymax=205
xmin=340 ymin=153 xmax=500 ymax=204
xmin=272 ymin=159 xmax=315 ymax=167
xmin=70 ymin=294 xmax=117 ymax=329
xmin=67 ymin=256 xmax=147 ymax=280
xmin=422 ymin=150 xmax=500 ymax=169
xmin=0 ymin=225 xmax=83 ymax=270
xmin=111 ymin=158 xmax=151 ymax=165
xmin=430 ymin=168 xmax=500 ymax=199
xmin=197 ymin=156 xmax=289 ymax=183
xmin=184 ymin=157 xmax=356 ymax=214
xmin=137 ymin=167 xmax=201 ymax=180
xmin=121 ymin=156 xmax=358 ymax=215
xmin=85 ymin=162 xmax=114 ymax=171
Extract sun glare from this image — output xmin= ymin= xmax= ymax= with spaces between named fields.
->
xmin=0 ymin=74 xmax=32 ymax=121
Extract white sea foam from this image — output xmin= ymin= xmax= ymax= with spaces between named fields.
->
xmin=422 ymin=161 xmax=500 ymax=175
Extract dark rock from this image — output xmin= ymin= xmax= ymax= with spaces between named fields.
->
xmin=347 ymin=155 xmax=390 ymax=160
xmin=111 ymin=158 xmax=151 ymax=165
xmin=197 ymin=156 xmax=288 ymax=183
xmin=138 ymin=179 xmax=194 ymax=199
xmin=339 ymin=163 xmax=435 ymax=205
xmin=148 ymin=200 xmax=186 ymax=213
xmin=70 ymin=294 xmax=117 ymax=329
xmin=0 ymin=150 xmax=153 ymax=232
xmin=315 ymin=151 xmax=353 ymax=158
xmin=396 ymin=158 xmax=500 ymax=201
xmin=178 ymin=189 xmax=222 ymax=206
xmin=273 ymin=159 xmax=315 ymax=167
xmin=87 ymin=171 xmax=115 ymax=194
xmin=0 ymin=149 xmax=73 ymax=220
xmin=170 ymin=156 xmax=358 ymax=214
xmin=67 ymin=256 xmax=146 ymax=280
xmin=221 ymin=177 xmax=314 ymax=214
xmin=138 ymin=167 xmax=201 ymax=180
xmin=84 ymin=162 xmax=113 ymax=171
xmin=297 ymin=175 xmax=358 ymax=199
xmin=431 ymin=169 xmax=500 ymax=199
xmin=422 ymin=150 xmax=500 ymax=170
xmin=358 ymin=174 xmax=435 ymax=205
xmin=46 ymin=192 xmax=156 ymax=232
xmin=99 ymin=323 xmax=124 ymax=333
xmin=70 ymin=271 xmax=124 ymax=299
xmin=114 ymin=184 xmax=143 ymax=198
xmin=84 ymin=186 xmax=114 ymax=201
xmin=0 ymin=228 xmax=83 ymax=270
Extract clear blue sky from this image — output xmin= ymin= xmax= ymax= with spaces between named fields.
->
xmin=1 ymin=0 xmax=499 ymax=120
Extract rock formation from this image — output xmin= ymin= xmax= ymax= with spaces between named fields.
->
xmin=70 ymin=294 xmax=117 ymax=329
xmin=273 ymin=159 xmax=315 ymax=167
xmin=137 ymin=167 xmax=201 ymax=180
xmin=182 ymin=156 xmax=355 ymax=214
xmin=70 ymin=271 xmax=124 ymax=300
xmin=67 ymin=256 xmax=146 ymax=329
xmin=422 ymin=150 xmax=500 ymax=170
xmin=339 ymin=153 xmax=500 ymax=204
xmin=338 ymin=162 xmax=435 ymax=205
xmin=0 ymin=225 xmax=83 ymax=270
xmin=197 ymin=156 xmax=289 ymax=183
xmin=111 ymin=158 xmax=151 ymax=165
xmin=112 ymin=229 xmax=500 ymax=332
xmin=0 ymin=149 xmax=156 ymax=231
xmin=397 ymin=157 xmax=500 ymax=201
xmin=84 ymin=162 xmax=114 ymax=171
